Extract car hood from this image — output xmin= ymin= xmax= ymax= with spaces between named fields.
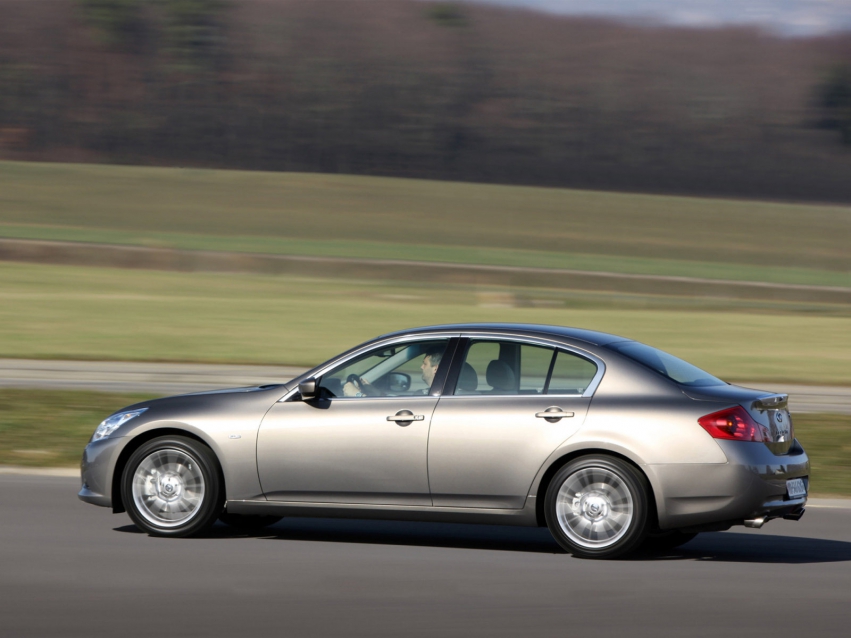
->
xmin=180 ymin=385 xmax=289 ymax=397
xmin=116 ymin=384 xmax=290 ymax=415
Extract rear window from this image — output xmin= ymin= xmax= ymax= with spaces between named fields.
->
xmin=605 ymin=341 xmax=726 ymax=387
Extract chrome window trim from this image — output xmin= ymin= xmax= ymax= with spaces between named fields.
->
xmin=277 ymin=332 xmax=460 ymax=403
xmin=438 ymin=394 xmax=586 ymax=401
xmin=448 ymin=331 xmax=606 ymax=399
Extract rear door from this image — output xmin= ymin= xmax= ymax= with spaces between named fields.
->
xmin=427 ymin=337 xmax=601 ymax=509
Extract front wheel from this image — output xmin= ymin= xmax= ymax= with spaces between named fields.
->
xmin=121 ymin=436 xmax=223 ymax=537
xmin=544 ymin=455 xmax=650 ymax=559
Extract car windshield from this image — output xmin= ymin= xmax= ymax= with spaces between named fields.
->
xmin=605 ymin=341 xmax=726 ymax=387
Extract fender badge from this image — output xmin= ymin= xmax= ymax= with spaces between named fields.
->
xmin=228 ymin=434 xmax=242 ymax=439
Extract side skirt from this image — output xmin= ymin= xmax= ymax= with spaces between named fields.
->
xmin=225 ymin=496 xmax=540 ymax=527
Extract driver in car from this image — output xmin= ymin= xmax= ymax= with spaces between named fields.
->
xmin=343 ymin=347 xmax=444 ymax=397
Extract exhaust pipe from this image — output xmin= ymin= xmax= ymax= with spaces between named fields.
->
xmin=744 ymin=517 xmax=766 ymax=529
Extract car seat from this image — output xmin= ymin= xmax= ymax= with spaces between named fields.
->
xmin=486 ymin=360 xmax=516 ymax=393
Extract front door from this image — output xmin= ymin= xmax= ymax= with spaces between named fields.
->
xmin=257 ymin=338 xmax=452 ymax=505
xmin=258 ymin=397 xmax=438 ymax=505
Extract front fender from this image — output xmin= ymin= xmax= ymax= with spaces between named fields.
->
xmin=125 ymin=417 xmax=265 ymax=501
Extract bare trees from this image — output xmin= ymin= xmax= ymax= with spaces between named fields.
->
xmin=1 ymin=0 xmax=850 ymax=201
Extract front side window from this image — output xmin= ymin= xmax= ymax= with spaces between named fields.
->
xmin=318 ymin=339 xmax=450 ymax=398
xmin=454 ymin=340 xmax=597 ymax=396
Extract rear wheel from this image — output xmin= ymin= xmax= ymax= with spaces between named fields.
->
xmin=544 ymin=455 xmax=650 ymax=559
xmin=219 ymin=513 xmax=282 ymax=531
xmin=121 ymin=436 xmax=223 ymax=537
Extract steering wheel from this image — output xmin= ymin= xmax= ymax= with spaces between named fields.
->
xmin=346 ymin=373 xmax=382 ymax=397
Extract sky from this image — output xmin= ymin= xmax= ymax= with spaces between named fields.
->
xmin=470 ymin=0 xmax=851 ymax=36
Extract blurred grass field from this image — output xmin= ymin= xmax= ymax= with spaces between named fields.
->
xmin=0 ymin=388 xmax=847 ymax=496
xmin=1 ymin=161 xmax=850 ymax=287
xmin=0 ymin=389 xmax=156 ymax=469
xmin=2 ymin=261 xmax=851 ymax=384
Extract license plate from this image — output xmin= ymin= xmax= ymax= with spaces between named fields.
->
xmin=787 ymin=478 xmax=807 ymax=499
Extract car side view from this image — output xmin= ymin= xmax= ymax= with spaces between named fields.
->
xmin=79 ymin=324 xmax=809 ymax=558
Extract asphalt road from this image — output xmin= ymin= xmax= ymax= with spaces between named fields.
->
xmin=2 ymin=475 xmax=850 ymax=638
xmin=2 ymin=358 xmax=850 ymax=414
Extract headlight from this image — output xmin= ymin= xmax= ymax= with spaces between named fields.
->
xmin=91 ymin=408 xmax=148 ymax=442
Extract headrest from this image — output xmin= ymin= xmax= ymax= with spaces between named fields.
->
xmin=486 ymin=360 xmax=516 ymax=391
xmin=458 ymin=362 xmax=478 ymax=392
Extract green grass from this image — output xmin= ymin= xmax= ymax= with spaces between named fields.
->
xmin=1 ymin=161 xmax=849 ymax=286
xmin=1 ymin=388 xmax=847 ymax=497
xmin=2 ymin=261 xmax=851 ymax=384
xmin=2 ymin=222 xmax=850 ymax=289
xmin=0 ymin=389 xmax=157 ymax=468
xmin=796 ymin=413 xmax=851 ymax=497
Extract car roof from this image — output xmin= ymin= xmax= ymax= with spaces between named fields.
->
xmin=377 ymin=323 xmax=629 ymax=347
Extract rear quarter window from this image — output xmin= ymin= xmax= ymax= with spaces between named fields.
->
xmin=547 ymin=351 xmax=598 ymax=395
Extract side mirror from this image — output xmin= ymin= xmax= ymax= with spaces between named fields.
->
xmin=298 ymin=378 xmax=318 ymax=400
xmin=386 ymin=372 xmax=411 ymax=393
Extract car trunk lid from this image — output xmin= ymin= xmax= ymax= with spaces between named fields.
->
xmin=683 ymin=385 xmax=794 ymax=455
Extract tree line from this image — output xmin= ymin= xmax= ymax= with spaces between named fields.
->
xmin=1 ymin=0 xmax=850 ymax=201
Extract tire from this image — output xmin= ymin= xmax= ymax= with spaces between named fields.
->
xmin=544 ymin=455 xmax=650 ymax=559
xmin=219 ymin=513 xmax=282 ymax=531
xmin=121 ymin=435 xmax=223 ymax=537
xmin=641 ymin=531 xmax=698 ymax=553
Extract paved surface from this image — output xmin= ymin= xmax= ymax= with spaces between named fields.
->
xmin=743 ymin=382 xmax=851 ymax=414
xmin=2 ymin=475 xmax=850 ymax=638
xmin=2 ymin=358 xmax=850 ymax=414
xmin=0 ymin=358 xmax=306 ymax=394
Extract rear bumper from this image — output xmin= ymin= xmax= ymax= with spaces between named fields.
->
xmin=649 ymin=439 xmax=810 ymax=531
xmin=78 ymin=436 xmax=127 ymax=508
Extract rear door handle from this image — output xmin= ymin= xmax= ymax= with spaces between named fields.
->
xmin=535 ymin=408 xmax=574 ymax=421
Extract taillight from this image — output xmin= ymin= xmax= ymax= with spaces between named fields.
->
xmin=698 ymin=406 xmax=769 ymax=442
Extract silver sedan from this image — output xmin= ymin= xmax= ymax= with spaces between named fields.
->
xmin=79 ymin=323 xmax=809 ymax=558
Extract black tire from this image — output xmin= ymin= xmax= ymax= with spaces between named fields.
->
xmin=544 ymin=455 xmax=650 ymax=559
xmin=641 ymin=531 xmax=698 ymax=553
xmin=121 ymin=435 xmax=223 ymax=537
xmin=219 ymin=513 xmax=282 ymax=531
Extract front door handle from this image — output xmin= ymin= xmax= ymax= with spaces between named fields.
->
xmin=387 ymin=410 xmax=424 ymax=425
xmin=535 ymin=408 xmax=574 ymax=422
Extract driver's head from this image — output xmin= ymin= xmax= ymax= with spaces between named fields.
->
xmin=421 ymin=347 xmax=444 ymax=386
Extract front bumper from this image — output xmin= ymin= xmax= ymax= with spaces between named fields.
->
xmin=78 ymin=436 xmax=127 ymax=508
xmin=650 ymin=439 xmax=810 ymax=531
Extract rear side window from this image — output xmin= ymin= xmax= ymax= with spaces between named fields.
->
xmin=606 ymin=341 xmax=725 ymax=387
xmin=454 ymin=340 xmax=598 ymax=396
xmin=547 ymin=351 xmax=598 ymax=395
xmin=519 ymin=343 xmax=554 ymax=394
